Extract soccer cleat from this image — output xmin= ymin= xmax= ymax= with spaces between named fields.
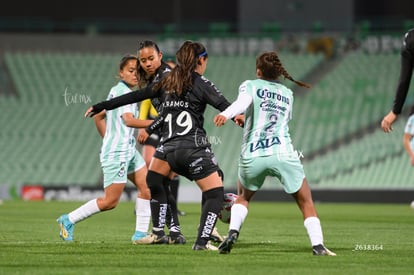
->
xmin=312 ymin=244 xmax=337 ymax=256
xmin=218 ymin=232 xmax=238 ymax=254
xmin=210 ymin=227 xmax=224 ymax=243
xmin=168 ymin=233 xmax=186 ymax=244
xmin=131 ymin=231 xmax=152 ymax=244
xmin=143 ymin=232 xmax=169 ymax=244
xmin=192 ymin=241 xmax=218 ymax=251
xmin=57 ymin=214 xmax=74 ymax=241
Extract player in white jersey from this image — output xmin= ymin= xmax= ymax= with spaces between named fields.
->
xmin=403 ymin=106 xmax=414 ymax=165
xmin=214 ymin=51 xmax=336 ymax=256
xmin=57 ymin=55 xmax=154 ymax=244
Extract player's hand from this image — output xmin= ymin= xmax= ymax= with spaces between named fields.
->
xmin=137 ymin=129 xmax=149 ymax=144
xmin=84 ymin=106 xmax=95 ymax=118
xmin=84 ymin=102 xmax=106 ymax=118
xmin=214 ymin=114 xmax=227 ymax=127
xmin=381 ymin=111 xmax=397 ymax=133
xmin=234 ymin=114 xmax=245 ymax=127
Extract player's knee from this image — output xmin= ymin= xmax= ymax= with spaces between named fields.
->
xmin=147 ymin=171 xmax=165 ymax=191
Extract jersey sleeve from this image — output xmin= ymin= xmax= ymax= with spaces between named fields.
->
xmin=139 ymin=99 xmax=152 ymax=119
xmin=92 ymin=86 xmax=158 ymax=113
xmin=200 ymin=79 xmax=231 ymax=112
xmin=392 ymin=29 xmax=414 ymax=114
xmin=220 ymin=81 xmax=253 ymax=119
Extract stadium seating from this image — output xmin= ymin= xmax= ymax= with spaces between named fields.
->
xmin=1 ymin=49 xmax=413 ymax=191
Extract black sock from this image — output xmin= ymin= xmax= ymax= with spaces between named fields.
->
xmin=164 ymin=177 xmax=180 ymax=232
xmin=196 ymin=186 xmax=224 ymax=246
xmin=169 ymin=175 xmax=180 ymax=201
xmin=147 ymin=171 xmax=168 ymax=233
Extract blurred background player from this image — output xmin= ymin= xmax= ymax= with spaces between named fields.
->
xmin=214 ymin=51 xmax=336 ymax=256
xmin=381 ymin=28 xmax=414 ymax=133
xmin=57 ymin=54 xmax=153 ymax=243
xmin=403 ymin=106 xmax=414 ymax=165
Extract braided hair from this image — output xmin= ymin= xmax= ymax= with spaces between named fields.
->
xmin=257 ymin=52 xmax=311 ymax=88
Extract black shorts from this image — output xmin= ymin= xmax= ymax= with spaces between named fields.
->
xmin=144 ymin=133 xmax=160 ymax=147
xmin=153 ymin=146 xmax=219 ymax=181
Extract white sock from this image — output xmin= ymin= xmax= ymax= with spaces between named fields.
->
xmin=68 ymin=199 xmax=100 ymax=224
xmin=304 ymin=216 xmax=324 ymax=246
xmin=229 ymin=203 xmax=248 ymax=232
xmin=135 ymin=198 xmax=151 ymax=233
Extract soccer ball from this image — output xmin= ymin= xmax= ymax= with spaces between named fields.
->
xmin=218 ymin=192 xmax=238 ymax=224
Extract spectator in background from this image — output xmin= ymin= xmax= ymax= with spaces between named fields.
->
xmin=381 ymin=28 xmax=414 ymax=133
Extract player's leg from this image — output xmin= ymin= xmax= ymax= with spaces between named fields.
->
xmin=164 ymin=173 xmax=186 ymax=244
xmin=218 ymin=183 xmax=255 ymax=254
xmin=57 ymin=161 xmax=126 ymax=241
xmin=128 ymin=152 xmax=152 ymax=244
xmin=292 ymin=178 xmax=336 ymax=256
xmin=146 ymin=157 xmax=171 ymax=244
xmin=193 ymin=171 xmax=224 ymax=251
xmin=219 ymin=157 xmax=265 ymax=254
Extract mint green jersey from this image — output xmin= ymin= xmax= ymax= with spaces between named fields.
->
xmin=226 ymin=79 xmax=294 ymax=158
xmin=100 ymin=81 xmax=138 ymax=162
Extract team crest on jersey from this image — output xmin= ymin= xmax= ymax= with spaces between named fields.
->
xmin=118 ymin=162 xmax=126 ymax=177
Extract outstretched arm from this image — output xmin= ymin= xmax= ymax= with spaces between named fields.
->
xmin=85 ymin=86 xmax=157 ymax=117
xmin=214 ymin=92 xmax=252 ymax=127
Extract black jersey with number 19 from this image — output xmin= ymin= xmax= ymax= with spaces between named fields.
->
xmin=152 ymin=72 xmax=231 ymax=153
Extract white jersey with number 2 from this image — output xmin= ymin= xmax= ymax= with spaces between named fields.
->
xmin=220 ymin=79 xmax=294 ymax=158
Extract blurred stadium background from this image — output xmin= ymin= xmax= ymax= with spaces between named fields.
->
xmin=1 ymin=0 xmax=414 ymax=203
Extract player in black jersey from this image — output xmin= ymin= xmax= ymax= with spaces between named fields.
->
xmin=382 ymin=28 xmax=414 ymax=133
xmin=85 ymin=41 xmax=236 ymax=250
xmin=133 ymin=41 xmax=186 ymax=245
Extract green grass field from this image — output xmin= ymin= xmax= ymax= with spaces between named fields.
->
xmin=0 ymin=200 xmax=413 ymax=275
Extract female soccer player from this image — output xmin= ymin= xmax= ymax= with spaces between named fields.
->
xmin=213 ymin=51 xmax=336 ymax=256
xmin=403 ymin=106 xmax=414 ymax=165
xmin=138 ymin=59 xmax=185 ymax=217
xmin=85 ymin=41 xmax=239 ymax=250
xmin=131 ymin=41 xmax=185 ymax=244
xmin=381 ymin=28 xmax=414 ymax=133
xmin=57 ymin=54 xmax=153 ymax=243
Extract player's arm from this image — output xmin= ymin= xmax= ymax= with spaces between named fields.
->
xmin=214 ymin=92 xmax=252 ymax=127
xmin=145 ymin=113 xmax=164 ymax=136
xmin=85 ymin=86 xmax=158 ymax=117
xmin=392 ymin=51 xmax=414 ymax=115
xmin=122 ymin=113 xmax=154 ymax=128
xmin=201 ymin=81 xmax=246 ymax=127
xmin=93 ymin=110 xmax=106 ymax=138
xmin=392 ymin=30 xmax=414 ymax=115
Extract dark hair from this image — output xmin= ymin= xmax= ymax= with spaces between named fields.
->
xmin=136 ymin=40 xmax=161 ymax=88
xmin=119 ymin=54 xmax=137 ymax=70
xmin=256 ymin=52 xmax=310 ymax=88
xmin=155 ymin=40 xmax=207 ymax=95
